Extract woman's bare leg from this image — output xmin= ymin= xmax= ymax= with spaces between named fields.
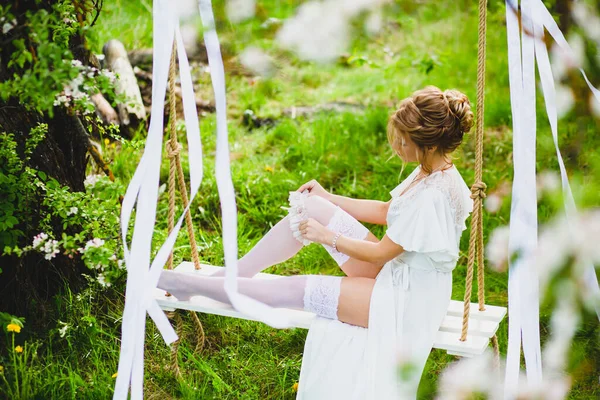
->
xmin=337 ymin=276 xmax=377 ymax=327
xmin=158 ymin=270 xmax=376 ymax=328
xmin=211 ymin=194 xmax=382 ymax=279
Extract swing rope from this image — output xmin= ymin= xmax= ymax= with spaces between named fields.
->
xmin=460 ymin=0 xmax=500 ymax=364
xmin=165 ymin=41 xmax=205 ymax=373
xmin=166 ymin=42 xmax=202 ymax=272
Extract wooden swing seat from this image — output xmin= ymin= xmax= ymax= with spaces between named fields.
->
xmin=156 ymin=262 xmax=506 ymax=358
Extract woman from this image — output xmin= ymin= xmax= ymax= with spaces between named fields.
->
xmin=158 ymin=85 xmax=474 ymax=399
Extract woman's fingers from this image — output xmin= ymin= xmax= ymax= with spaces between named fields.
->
xmin=297 ymin=180 xmax=315 ymax=193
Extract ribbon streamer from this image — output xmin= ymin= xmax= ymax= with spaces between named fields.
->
xmin=504 ymin=0 xmax=600 ymax=396
xmin=531 ymin=0 xmax=600 ymax=321
xmin=505 ymin=0 xmax=543 ymax=395
xmin=114 ymin=1 xmax=311 ymax=398
xmin=114 ymin=0 xmax=204 ymax=398
xmin=197 ymin=0 xmax=297 ymax=328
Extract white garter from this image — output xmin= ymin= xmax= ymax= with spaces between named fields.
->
xmin=283 ymin=190 xmax=312 ymax=246
xmin=283 ymin=192 xmax=370 ymax=265
xmin=323 ymin=206 xmax=370 ymax=266
xmin=303 ymin=275 xmax=342 ymax=320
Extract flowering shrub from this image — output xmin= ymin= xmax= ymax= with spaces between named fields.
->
xmin=0 ymin=124 xmax=126 ymax=288
xmin=0 ymin=1 xmax=120 ymax=117
xmin=52 ymin=59 xmax=118 ymax=115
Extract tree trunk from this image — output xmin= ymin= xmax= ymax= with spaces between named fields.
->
xmin=0 ymin=0 xmax=101 ymax=326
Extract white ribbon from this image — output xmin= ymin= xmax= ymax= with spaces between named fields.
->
xmin=530 ymin=0 xmax=600 ymax=320
xmin=504 ymin=0 xmax=600 ymax=396
xmin=505 ymin=0 xmax=543 ymax=395
xmin=114 ymin=0 xmax=204 ymax=398
xmin=197 ymin=0 xmax=298 ymax=328
xmin=114 ymin=1 xmax=317 ymax=397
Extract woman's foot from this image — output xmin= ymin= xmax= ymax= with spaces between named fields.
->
xmin=158 ymin=270 xmax=195 ymax=302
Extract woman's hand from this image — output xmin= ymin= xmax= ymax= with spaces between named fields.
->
xmin=297 ymin=179 xmax=330 ymax=199
xmin=299 ymin=218 xmax=334 ymax=245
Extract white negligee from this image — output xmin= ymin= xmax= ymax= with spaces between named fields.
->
xmin=296 ymin=164 xmax=473 ymax=399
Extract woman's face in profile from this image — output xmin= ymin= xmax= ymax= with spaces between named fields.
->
xmin=392 ymin=132 xmax=419 ymax=163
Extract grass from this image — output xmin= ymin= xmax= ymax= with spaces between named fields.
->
xmin=11 ymin=0 xmax=600 ymax=398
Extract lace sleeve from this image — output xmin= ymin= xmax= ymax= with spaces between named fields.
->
xmin=385 ymin=170 xmax=473 ymax=264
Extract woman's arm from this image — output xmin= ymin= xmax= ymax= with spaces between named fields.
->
xmin=325 ymin=231 xmax=403 ymax=266
xmin=296 ymin=179 xmax=391 ymax=225
xmin=299 ymin=217 xmax=403 ymax=266
xmin=326 ymin=194 xmax=391 ymax=225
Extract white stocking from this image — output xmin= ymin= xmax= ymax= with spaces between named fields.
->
xmin=210 ymin=192 xmax=369 ymax=278
xmin=158 ymin=270 xmax=343 ymax=320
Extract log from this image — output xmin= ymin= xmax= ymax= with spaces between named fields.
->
xmin=132 ymin=66 xmax=215 ymax=113
xmin=90 ymin=92 xmax=120 ymax=125
xmin=103 ymin=39 xmax=147 ymax=137
xmin=283 ymin=102 xmax=365 ymax=118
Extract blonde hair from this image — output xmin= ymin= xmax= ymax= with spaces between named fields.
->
xmin=387 ymin=86 xmax=474 ymax=174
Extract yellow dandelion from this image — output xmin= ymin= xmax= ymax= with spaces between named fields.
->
xmin=111 ymin=142 xmax=117 ymax=149
xmin=292 ymin=382 xmax=299 ymax=392
xmin=264 ymin=165 xmax=274 ymax=173
xmin=0 ymin=365 xmax=4 ymax=374
xmin=14 ymin=346 xmax=23 ymax=353
xmin=112 ymin=372 xmax=118 ymax=379
xmin=7 ymin=323 xmax=21 ymax=333
xmin=104 ymin=138 xmax=110 ymax=145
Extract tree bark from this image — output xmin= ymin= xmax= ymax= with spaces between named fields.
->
xmin=0 ymin=0 xmax=101 ymax=323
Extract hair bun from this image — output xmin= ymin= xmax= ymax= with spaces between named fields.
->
xmin=444 ymin=89 xmax=474 ymax=134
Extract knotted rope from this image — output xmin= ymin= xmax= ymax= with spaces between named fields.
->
xmin=165 ymin=41 xmax=206 ymax=372
xmin=460 ymin=0 xmax=500 ymax=367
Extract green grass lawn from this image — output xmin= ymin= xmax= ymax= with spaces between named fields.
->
xmin=32 ymin=0 xmax=600 ymax=398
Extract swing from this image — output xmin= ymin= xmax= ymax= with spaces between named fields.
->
xmin=154 ymin=0 xmax=506 ymax=359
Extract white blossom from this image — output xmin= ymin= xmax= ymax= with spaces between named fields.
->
xmin=42 ymin=239 xmax=60 ymax=260
xmin=2 ymin=22 xmax=14 ymax=34
xmin=555 ymin=83 xmax=575 ymax=118
xmin=572 ymin=2 xmax=600 ymax=43
xmin=84 ymin=174 xmax=102 ymax=187
xmin=97 ymin=273 xmax=111 ymax=287
xmin=436 ymin=351 xmax=502 ymax=400
xmin=85 ymin=238 xmax=105 ymax=250
xmin=276 ymin=0 xmax=390 ymax=62
xmin=365 ymin=9 xmax=383 ymax=36
xmin=532 ymin=209 xmax=600 ymax=310
xmin=32 ymin=232 xmax=49 ymax=249
xmin=239 ymin=47 xmax=274 ymax=77
xmin=484 ymin=193 xmax=502 ymax=213
xmin=54 ymin=94 xmax=70 ymax=107
xmin=227 ymin=0 xmax=256 ymax=23
xmin=276 ymin=1 xmax=349 ymax=63
xmin=542 ymin=286 xmax=579 ymax=376
xmin=486 ymin=225 xmax=511 ymax=272
xmin=67 ymin=206 xmax=78 ymax=216
xmin=100 ymin=69 xmax=116 ymax=83
xmin=58 ymin=321 xmax=69 ymax=338
xmin=537 ymin=170 xmax=560 ymax=197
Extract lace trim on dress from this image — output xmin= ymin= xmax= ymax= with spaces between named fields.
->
xmin=388 ymin=168 xmax=472 ymax=233
xmin=303 ymin=275 xmax=342 ymax=320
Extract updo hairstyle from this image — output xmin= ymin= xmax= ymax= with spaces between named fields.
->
xmin=387 ymin=86 xmax=474 ymax=174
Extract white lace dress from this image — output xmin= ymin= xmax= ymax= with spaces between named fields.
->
xmin=296 ymin=165 xmax=473 ymax=399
